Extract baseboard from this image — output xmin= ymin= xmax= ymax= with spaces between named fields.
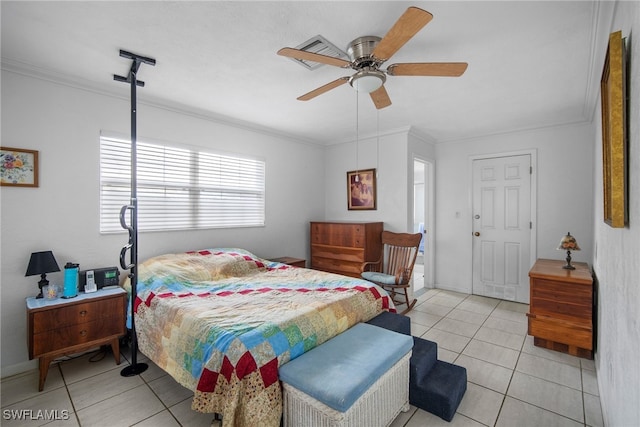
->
xmin=1 ymin=359 xmax=37 ymax=380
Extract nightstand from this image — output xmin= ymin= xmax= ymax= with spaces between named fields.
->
xmin=527 ymin=259 xmax=594 ymax=359
xmin=270 ymin=256 xmax=306 ymax=268
xmin=26 ymin=287 xmax=127 ymax=391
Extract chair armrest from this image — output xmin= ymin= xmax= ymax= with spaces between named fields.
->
xmin=361 ymin=259 xmax=382 ymax=273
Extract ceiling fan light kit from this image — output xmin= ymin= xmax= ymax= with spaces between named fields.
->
xmin=349 ymin=69 xmax=386 ymax=93
xmin=277 ymin=6 xmax=468 ymax=109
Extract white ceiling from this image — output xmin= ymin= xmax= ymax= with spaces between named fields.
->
xmin=1 ymin=1 xmax=611 ymax=145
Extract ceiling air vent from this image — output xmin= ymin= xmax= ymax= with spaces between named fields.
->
xmin=289 ymin=35 xmax=349 ymax=70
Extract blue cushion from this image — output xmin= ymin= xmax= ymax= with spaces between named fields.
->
xmin=279 ymin=322 xmax=413 ymax=412
xmin=361 ymin=271 xmax=397 ymax=285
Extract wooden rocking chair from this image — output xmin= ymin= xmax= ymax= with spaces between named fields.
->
xmin=361 ymin=231 xmax=423 ymax=315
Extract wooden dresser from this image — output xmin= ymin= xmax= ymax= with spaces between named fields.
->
xmin=27 ymin=288 xmax=126 ymax=390
xmin=527 ymin=259 xmax=594 ymax=359
xmin=310 ymin=221 xmax=383 ymax=278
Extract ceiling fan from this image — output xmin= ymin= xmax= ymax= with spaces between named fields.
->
xmin=277 ymin=6 xmax=468 ymax=109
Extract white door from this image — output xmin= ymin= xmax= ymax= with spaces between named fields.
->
xmin=472 ymin=154 xmax=532 ymax=303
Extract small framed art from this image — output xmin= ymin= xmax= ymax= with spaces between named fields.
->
xmin=347 ymin=168 xmax=376 ymax=210
xmin=1 ymin=147 xmax=39 ymax=187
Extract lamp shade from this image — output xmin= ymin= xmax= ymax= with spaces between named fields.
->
xmin=25 ymin=251 xmax=60 ymax=277
xmin=557 ymin=232 xmax=581 ymax=251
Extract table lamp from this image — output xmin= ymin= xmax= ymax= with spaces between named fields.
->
xmin=557 ymin=232 xmax=581 ymax=270
xmin=26 ymin=251 xmax=60 ymax=298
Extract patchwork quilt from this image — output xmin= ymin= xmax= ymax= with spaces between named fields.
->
xmin=128 ymin=248 xmax=394 ymax=427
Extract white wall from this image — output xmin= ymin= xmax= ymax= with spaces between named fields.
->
xmin=434 ymin=123 xmax=595 ymax=293
xmin=592 ymin=1 xmax=640 ymax=424
xmin=0 ymin=71 xmax=325 ymax=375
xmin=324 ymin=129 xmax=411 ymax=231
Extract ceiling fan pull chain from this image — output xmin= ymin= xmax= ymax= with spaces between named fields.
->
xmin=376 ymin=109 xmax=380 ymax=177
xmin=355 ymin=91 xmax=359 ymax=182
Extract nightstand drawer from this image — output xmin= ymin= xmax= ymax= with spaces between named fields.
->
xmin=32 ymin=316 xmax=124 ymax=355
xmin=530 ymin=298 xmax=592 ymax=321
xmin=530 ymin=279 xmax=592 ymax=305
xmin=31 ymin=297 xmax=124 ymax=334
xmin=528 ymin=315 xmax=592 ymax=350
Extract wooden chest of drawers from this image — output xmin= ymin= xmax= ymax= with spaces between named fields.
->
xmin=526 ymin=259 xmax=594 ymax=359
xmin=27 ymin=288 xmax=127 ymax=390
xmin=310 ymin=221 xmax=383 ymax=278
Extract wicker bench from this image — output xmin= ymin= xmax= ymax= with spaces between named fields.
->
xmin=279 ymin=322 xmax=413 ymax=427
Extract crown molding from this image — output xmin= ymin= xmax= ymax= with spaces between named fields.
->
xmin=1 ymin=58 xmax=324 ymax=147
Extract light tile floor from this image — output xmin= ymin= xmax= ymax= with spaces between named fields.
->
xmin=1 ymin=289 xmax=603 ymax=427
xmin=392 ymin=289 xmax=603 ymax=427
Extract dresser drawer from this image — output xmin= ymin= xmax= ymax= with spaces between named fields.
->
xmin=311 ymin=224 xmax=366 ymax=247
xmin=530 ymin=297 xmax=592 ymax=322
xmin=311 ymin=257 xmax=363 ymax=277
xmin=530 ymin=279 xmax=592 ymax=306
xmin=311 ymin=244 xmax=364 ymax=262
xmin=31 ymin=296 xmax=125 ymax=334
xmin=528 ymin=315 xmax=592 ymax=350
xmin=32 ymin=316 xmax=124 ymax=356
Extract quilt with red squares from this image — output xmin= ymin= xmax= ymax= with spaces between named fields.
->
xmin=128 ymin=248 xmax=394 ymax=427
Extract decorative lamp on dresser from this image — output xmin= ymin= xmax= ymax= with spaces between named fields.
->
xmin=527 ymin=259 xmax=595 ymax=359
xmin=27 ymin=287 xmax=127 ymax=391
xmin=310 ymin=221 xmax=383 ymax=278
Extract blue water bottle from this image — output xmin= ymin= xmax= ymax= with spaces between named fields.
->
xmin=63 ymin=262 xmax=79 ymax=298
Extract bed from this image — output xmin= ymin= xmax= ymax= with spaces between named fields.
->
xmin=127 ymin=248 xmax=395 ymax=427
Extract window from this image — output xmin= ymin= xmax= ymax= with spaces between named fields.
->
xmin=100 ymin=135 xmax=265 ymax=233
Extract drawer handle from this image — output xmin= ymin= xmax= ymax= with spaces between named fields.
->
xmin=79 ymin=330 xmax=87 ymax=337
xmin=79 ymin=310 xmax=88 ymax=317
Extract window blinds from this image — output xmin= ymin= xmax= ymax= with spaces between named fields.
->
xmin=100 ymin=136 xmax=265 ymax=233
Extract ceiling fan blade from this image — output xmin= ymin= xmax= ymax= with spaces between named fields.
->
xmin=297 ymin=77 xmax=349 ymax=101
xmin=370 ymin=85 xmax=392 ymax=109
xmin=278 ymin=47 xmax=351 ymax=68
xmin=387 ymin=62 xmax=468 ymax=77
xmin=372 ymin=7 xmax=433 ymax=62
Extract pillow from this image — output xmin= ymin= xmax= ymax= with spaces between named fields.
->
xmin=125 ymin=248 xmax=268 ymax=290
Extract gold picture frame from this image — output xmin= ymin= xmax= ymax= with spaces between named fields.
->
xmin=600 ymin=31 xmax=627 ymax=228
xmin=347 ymin=168 xmax=376 ymax=210
xmin=0 ymin=147 xmax=39 ymax=187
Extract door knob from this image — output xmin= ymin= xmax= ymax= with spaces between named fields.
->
xmin=474 ymin=232 xmax=480 ymax=237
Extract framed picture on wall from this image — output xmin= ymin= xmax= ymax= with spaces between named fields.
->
xmin=0 ymin=147 xmax=39 ymax=187
xmin=600 ymin=30 xmax=627 ymax=228
xmin=347 ymin=168 xmax=376 ymax=210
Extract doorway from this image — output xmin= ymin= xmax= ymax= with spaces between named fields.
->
xmin=471 ymin=152 xmax=536 ymax=303
xmin=413 ymin=157 xmax=434 ymax=291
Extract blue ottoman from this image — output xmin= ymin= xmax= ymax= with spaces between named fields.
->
xmin=279 ymin=323 xmax=413 ymax=427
